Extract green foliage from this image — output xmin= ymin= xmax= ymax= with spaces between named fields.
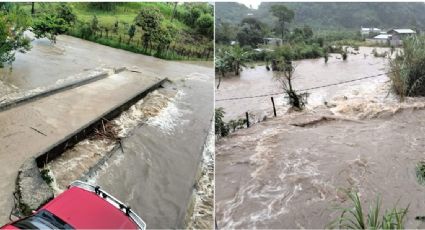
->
xmin=236 ymin=17 xmax=266 ymax=48
xmin=216 ymin=2 xmax=425 ymax=31
xmin=215 ymin=107 xmax=229 ymax=137
xmin=32 ymin=13 xmax=69 ymax=43
xmin=90 ymin=15 xmax=99 ymax=34
xmin=86 ymin=2 xmax=122 ymax=11
xmin=135 ymin=7 xmax=163 ymax=50
xmin=0 ymin=6 xmax=31 ymax=67
xmin=223 ymin=45 xmax=250 ymax=76
xmin=154 ymin=24 xmax=174 ymax=56
xmin=195 ymin=13 xmax=213 ymax=39
xmin=182 ymin=5 xmax=202 ymax=27
xmin=269 ymin=43 xmax=324 ymax=61
xmin=56 ymin=3 xmax=76 ymax=25
xmin=216 ymin=22 xmax=238 ymax=44
xmin=269 ymin=4 xmax=294 ymax=40
xmin=389 ymin=35 xmax=425 ymax=98
xmin=328 ymin=191 xmax=409 ymax=229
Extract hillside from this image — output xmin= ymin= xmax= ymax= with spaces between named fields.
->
xmin=216 ymin=2 xmax=425 ymax=31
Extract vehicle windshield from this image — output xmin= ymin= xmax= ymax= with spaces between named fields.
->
xmin=13 ymin=210 xmax=74 ymax=230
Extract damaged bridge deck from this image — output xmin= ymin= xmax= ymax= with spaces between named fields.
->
xmin=0 ymin=70 xmax=166 ymax=223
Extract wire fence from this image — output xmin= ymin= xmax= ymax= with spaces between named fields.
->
xmin=215 ymin=69 xmax=395 ymax=102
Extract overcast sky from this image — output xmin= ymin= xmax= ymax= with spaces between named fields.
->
xmin=237 ymin=0 xmax=262 ymax=9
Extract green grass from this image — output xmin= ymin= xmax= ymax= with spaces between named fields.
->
xmin=328 ymin=191 xmax=409 ymax=229
xmin=17 ymin=2 xmax=213 ymax=61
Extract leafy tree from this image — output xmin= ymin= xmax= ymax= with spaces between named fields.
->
xmin=155 ymin=24 xmax=174 ymax=55
xmin=134 ymin=7 xmax=163 ymax=51
xmin=56 ymin=3 xmax=76 ymax=25
xmin=236 ymin=17 xmax=265 ymax=48
xmin=32 ymin=13 xmax=69 ymax=43
xmin=183 ymin=5 xmax=202 ymax=27
xmin=127 ymin=24 xmax=136 ymax=45
xmin=216 ymin=22 xmax=237 ymax=44
xmin=270 ymin=5 xmax=294 ymax=40
xmin=0 ymin=6 xmax=31 ymax=67
xmin=225 ymin=45 xmax=250 ymax=76
xmin=195 ymin=13 xmax=213 ymax=38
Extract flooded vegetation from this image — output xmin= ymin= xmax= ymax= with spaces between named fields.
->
xmin=215 ymin=2 xmax=425 ymax=229
xmin=0 ymin=3 xmax=214 ymax=227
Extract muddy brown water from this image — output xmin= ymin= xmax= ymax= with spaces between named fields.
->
xmin=216 ymin=47 xmax=393 ymax=121
xmin=215 ymin=46 xmax=425 ymax=228
xmin=0 ymin=35 xmax=214 ymax=227
xmin=216 ymin=106 xmax=425 ymax=229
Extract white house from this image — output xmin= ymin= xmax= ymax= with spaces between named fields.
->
xmin=361 ymin=27 xmax=382 ymax=37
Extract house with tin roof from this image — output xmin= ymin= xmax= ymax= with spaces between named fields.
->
xmin=387 ymin=29 xmax=416 ymax=46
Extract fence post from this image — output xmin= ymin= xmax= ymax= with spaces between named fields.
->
xmin=271 ymin=97 xmax=277 ymax=117
xmin=246 ymin=112 xmax=250 ymax=128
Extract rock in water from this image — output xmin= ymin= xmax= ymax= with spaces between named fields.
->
xmin=17 ymin=157 xmax=53 ymax=215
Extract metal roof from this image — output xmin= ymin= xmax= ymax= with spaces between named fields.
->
xmin=389 ymin=29 xmax=416 ymax=34
xmin=374 ymin=34 xmax=391 ymax=39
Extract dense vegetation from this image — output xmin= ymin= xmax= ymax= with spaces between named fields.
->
xmin=389 ymin=36 xmax=425 ymax=99
xmin=0 ymin=2 xmax=213 ymax=67
xmin=0 ymin=4 xmax=31 ymax=67
xmin=216 ymin=2 xmax=425 ymax=32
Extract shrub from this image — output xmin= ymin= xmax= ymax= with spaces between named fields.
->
xmin=215 ymin=107 xmax=229 ymax=137
xmin=389 ymin=36 xmax=425 ymax=98
xmin=328 ymin=191 xmax=409 ymax=229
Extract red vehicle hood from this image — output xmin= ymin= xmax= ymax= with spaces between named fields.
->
xmin=41 ymin=187 xmax=137 ymax=229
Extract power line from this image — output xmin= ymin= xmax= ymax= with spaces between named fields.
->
xmin=215 ymin=69 xmax=395 ymax=102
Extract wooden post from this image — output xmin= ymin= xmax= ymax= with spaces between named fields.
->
xmin=246 ymin=112 xmax=250 ymax=128
xmin=271 ymin=97 xmax=277 ymax=117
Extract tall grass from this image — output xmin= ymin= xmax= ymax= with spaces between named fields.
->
xmin=328 ymin=191 xmax=409 ymax=229
xmin=389 ymin=36 xmax=425 ymax=99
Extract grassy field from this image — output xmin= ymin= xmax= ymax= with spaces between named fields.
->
xmin=22 ymin=2 xmax=213 ymax=61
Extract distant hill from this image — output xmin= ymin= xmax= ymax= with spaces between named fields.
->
xmin=216 ymin=2 xmax=425 ymax=31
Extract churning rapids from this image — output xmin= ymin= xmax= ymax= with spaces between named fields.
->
xmin=0 ymin=35 xmax=214 ymax=228
xmin=215 ymin=47 xmax=425 ymax=228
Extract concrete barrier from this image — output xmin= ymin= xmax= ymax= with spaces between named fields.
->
xmin=35 ymin=77 xmax=168 ymax=167
xmin=0 ymin=67 xmax=127 ymax=112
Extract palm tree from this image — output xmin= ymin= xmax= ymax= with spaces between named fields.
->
xmin=225 ymin=45 xmax=250 ymax=76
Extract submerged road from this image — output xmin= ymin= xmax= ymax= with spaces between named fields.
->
xmin=0 ymin=70 xmax=164 ymax=223
xmin=0 ymin=35 xmax=213 ymax=225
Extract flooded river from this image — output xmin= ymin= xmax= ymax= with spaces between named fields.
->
xmin=215 ymin=46 xmax=425 ymax=228
xmin=0 ymin=35 xmax=213 ymax=227
xmin=47 ymin=74 xmax=213 ymax=228
xmin=216 ymin=47 xmax=393 ymax=121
